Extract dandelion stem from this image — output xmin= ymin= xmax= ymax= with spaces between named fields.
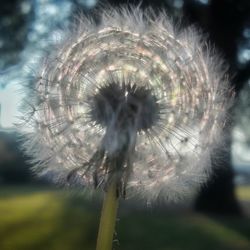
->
xmin=96 ymin=182 xmax=119 ymax=250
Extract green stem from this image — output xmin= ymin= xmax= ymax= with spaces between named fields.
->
xmin=96 ymin=182 xmax=119 ymax=250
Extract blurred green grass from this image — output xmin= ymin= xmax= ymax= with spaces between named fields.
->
xmin=0 ymin=186 xmax=249 ymax=250
xmin=236 ymin=185 xmax=250 ymax=201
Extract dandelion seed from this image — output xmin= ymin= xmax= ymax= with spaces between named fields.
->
xmin=20 ymin=7 xmax=231 ymax=202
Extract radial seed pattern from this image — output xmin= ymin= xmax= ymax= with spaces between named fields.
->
xmin=21 ymin=8 xmax=230 ymax=201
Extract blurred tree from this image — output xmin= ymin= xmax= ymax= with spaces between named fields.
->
xmin=183 ymin=0 xmax=250 ymax=214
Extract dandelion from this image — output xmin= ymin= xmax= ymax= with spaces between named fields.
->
xmin=20 ymin=6 xmax=231 ymax=250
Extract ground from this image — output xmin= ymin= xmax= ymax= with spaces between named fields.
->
xmin=0 ymin=185 xmax=249 ymax=250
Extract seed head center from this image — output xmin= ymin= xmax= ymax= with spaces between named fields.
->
xmin=90 ymin=82 xmax=159 ymax=132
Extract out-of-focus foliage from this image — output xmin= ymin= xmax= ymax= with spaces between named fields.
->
xmin=0 ymin=0 xmax=31 ymax=70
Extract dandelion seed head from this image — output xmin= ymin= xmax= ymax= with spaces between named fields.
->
xmin=20 ymin=7 xmax=231 ymax=202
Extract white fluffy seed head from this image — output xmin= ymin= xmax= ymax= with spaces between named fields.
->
xmin=20 ymin=6 xmax=232 ymax=202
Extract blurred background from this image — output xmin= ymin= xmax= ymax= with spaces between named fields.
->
xmin=0 ymin=0 xmax=250 ymax=249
